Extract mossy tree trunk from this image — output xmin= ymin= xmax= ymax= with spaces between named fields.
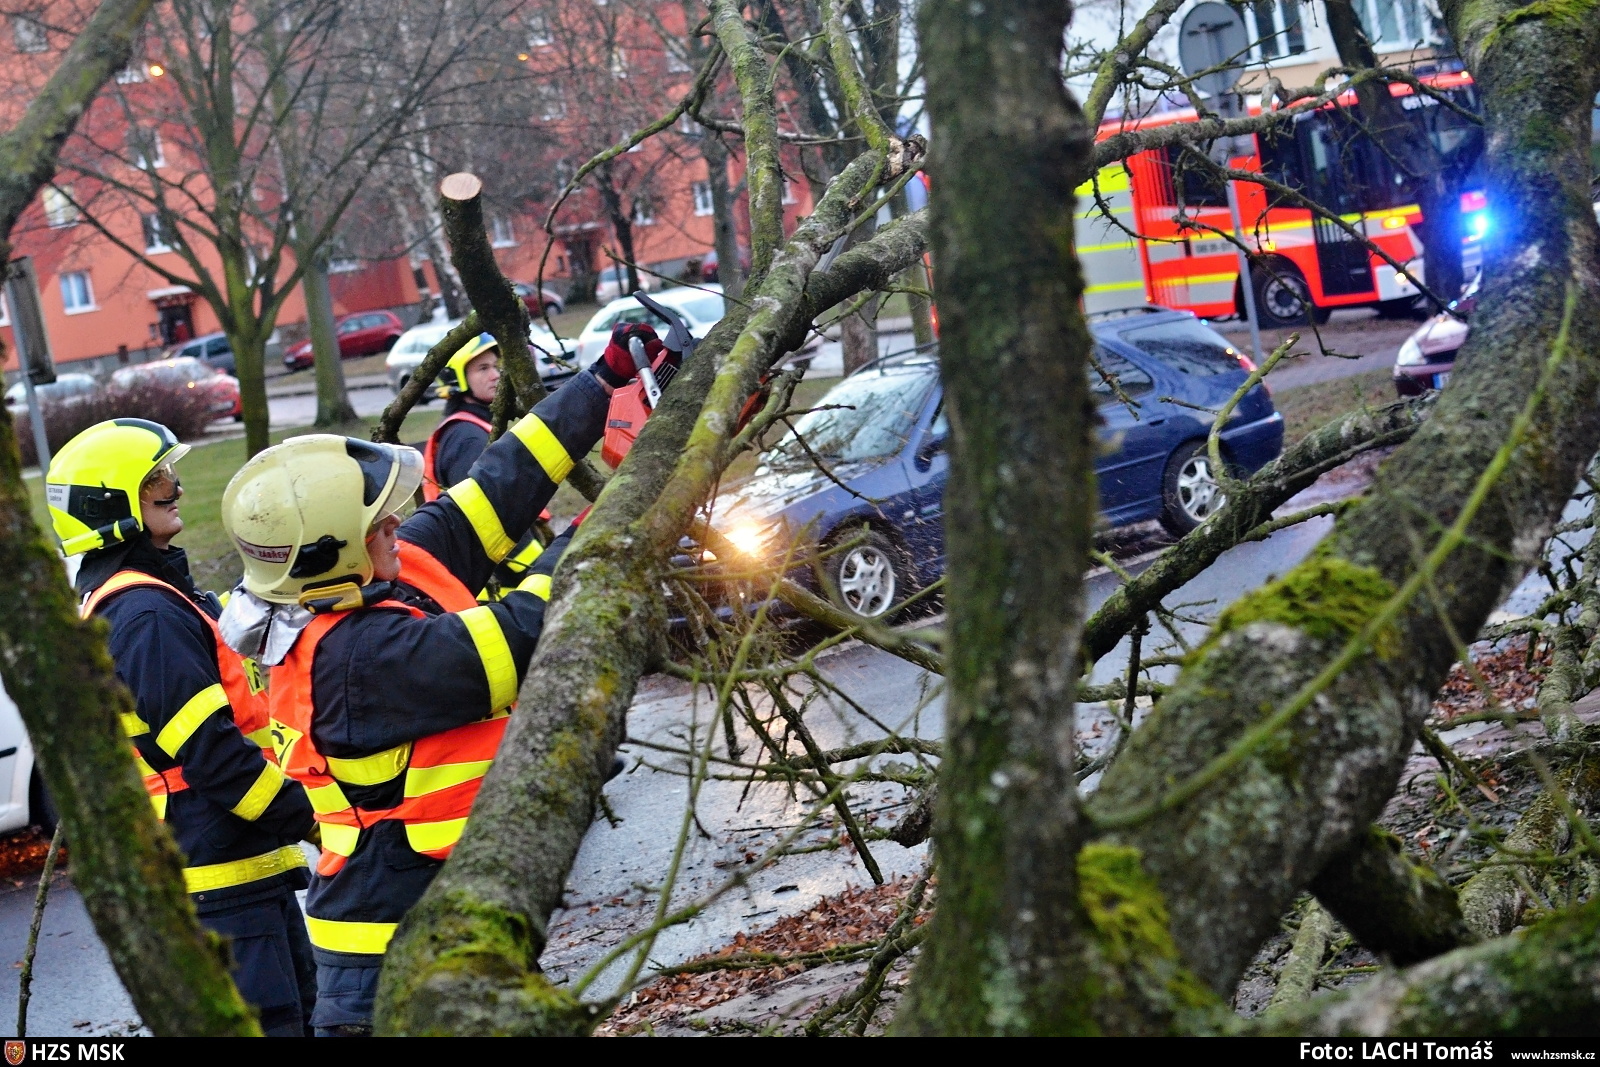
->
xmin=892 ymin=0 xmax=1105 ymax=1034
xmin=0 ymin=0 xmax=259 ymax=1035
xmin=1080 ymin=0 xmax=1600 ymax=1023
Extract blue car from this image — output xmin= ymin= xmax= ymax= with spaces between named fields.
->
xmin=700 ymin=308 xmax=1284 ymax=621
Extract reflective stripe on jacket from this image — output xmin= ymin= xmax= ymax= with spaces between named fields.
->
xmin=82 ymin=570 xmax=306 ymax=894
xmin=270 ymin=541 xmax=510 ymax=895
xmin=421 ymin=410 xmax=493 ymax=502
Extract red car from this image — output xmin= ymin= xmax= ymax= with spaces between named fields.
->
xmin=282 ymin=310 xmax=404 ymax=370
xmin=111 ymin=357 xmax=242 ymax=421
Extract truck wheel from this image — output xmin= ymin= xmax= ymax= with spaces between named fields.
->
xmin=1252 ymin=263 xmax=1322 ymax=328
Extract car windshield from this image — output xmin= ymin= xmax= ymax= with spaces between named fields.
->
xmin=1119 ymin=318 xmax=1242 ymax=376
xmin=393 ymin=328 xmax=454 ymax=356
xmin=762 ymin=367 xmax=936 ymax=472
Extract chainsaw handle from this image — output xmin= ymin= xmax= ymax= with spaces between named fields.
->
xmin=628 ymin=336 xmax=663 ymax=409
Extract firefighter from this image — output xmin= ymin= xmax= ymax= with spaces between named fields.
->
xmin=420 ymin=331 xmax=499 ymax=500
xmin=216 ymin=327 xmax=668 ymax=1034
xmin=46 ymin=420 xmax=318 ymax=1037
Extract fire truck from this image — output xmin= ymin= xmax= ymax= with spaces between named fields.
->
xmin=1077 ymin=71 xmax=1485 ymax=325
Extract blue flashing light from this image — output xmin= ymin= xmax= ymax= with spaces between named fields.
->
xmin=1466 ymin=210 xmax=1490 ymax=240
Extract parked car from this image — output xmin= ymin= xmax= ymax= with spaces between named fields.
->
xmin=699 ymin=247 xmax=750 ymax=284
xmin=1393 ymin=277 xmax=1476 ymax=396
xmin=282 ymin=310 xmax=405 ymax=370
xmin=4 ymin=372 xmax=102 ymax=418
xmin=385 ymin=318 xmax=578 ymax=397
xmin=513 ymin=282 xmax=565 ymax=317
xmin=595 ymin=265 xmax=658 ymax=305
xmin=111 ymin=357 xmax=242 ymax=421
xmin=694 ymin=309 xmax=1283 ymax=621
xmin=166 ymin=331 xmax=237 ymax=376
xmin=575 ymin=286 xmax=724 ymax=366
xmin=0 ymin=676 xmax=56 ymax=835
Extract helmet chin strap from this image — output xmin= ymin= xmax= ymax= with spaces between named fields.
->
xmin=297 ymin=580 xmax=396 ymax=615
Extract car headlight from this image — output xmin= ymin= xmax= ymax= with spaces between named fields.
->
xmin=721 ymin=518 xmax=782 ymax=559
xmin=1396 ymin=336 xmax=1425 ymax=367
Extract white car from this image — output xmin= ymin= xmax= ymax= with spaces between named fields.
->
xmin=0 ymin=676 xmax=55 ymax=835
xmin=574 ymin=285 xmax=725 ymax=366
xmin=4 ymin=372 xmax=102 ymax=419
xmin=594 ymin=265 xmax=658 ymax=305
xmin=385 ymin=319 xmax=577 ymax=397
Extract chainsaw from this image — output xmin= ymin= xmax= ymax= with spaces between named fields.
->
xmin=600 ymin=291 xmax=693 ymax=468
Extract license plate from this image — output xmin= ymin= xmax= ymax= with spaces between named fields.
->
xmin=1432 ymin=372 xmax=1452 ymax=389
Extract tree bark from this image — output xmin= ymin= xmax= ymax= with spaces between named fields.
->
xmin=1082 ymin=0 xmax=1600 ymax=1016
xmin=302 ymin=246 xmax=359 ymax=427
xmin=893 ymin=0 xmax=1106 ymax=1035
xmin=373 ymin=149 xmax=925 ymax=1035
xmin=1311 ymin=825 xmax=1475 ymax=965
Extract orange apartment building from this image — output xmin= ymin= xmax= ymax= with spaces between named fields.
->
xmin=0 ymin=0 xmax=812 ymax=381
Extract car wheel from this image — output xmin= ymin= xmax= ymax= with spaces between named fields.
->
xmin=1252 ymin=263 xmax=1321 ymax=328
xmin=824 ymin=528 xmax=910 ymax=622
xmin=543 ymin=301 xmax=562 ymax=316
xmin=29 ymin=770 xmax=57 ymax=835
xmin=1160 ymin=441 xmax=1227 ymax=536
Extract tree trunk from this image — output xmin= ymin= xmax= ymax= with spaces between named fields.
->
xmin=596 ymin=162 xmax=641 ymax=297
xmin=1078 ymin=0 xmax=1600 ymax=1019
xmin=302 ymin=246 xmax=358 ymax=427
xmin=839 ymin=218 xmax=881 ymax=374
xmin=701 ymin=134 xmax=744 ymax=300
xmin=893 ymin=0 xmax=1105 ymax=1034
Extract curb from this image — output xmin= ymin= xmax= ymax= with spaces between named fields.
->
xmin=265 ymin=373 xmax=391 ymax=399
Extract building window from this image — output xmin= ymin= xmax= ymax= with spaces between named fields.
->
xmin=0 ymin=292 xmax=11 ymax=327
xmin=609 ymin=47 xmax=627 ymax=79
xmin=127 ymin=127 xmax=164 ymax=169
xmin=141 ymin=212 xmax=173 ymax=253
xmin=1252 ymin=1 xmax=1307 ymax=60
xmin=691 ymin=181 xmax=714 ymax=216
xmin=1356 ymin=0 xmax=1434 ymax=47
xmin=553 ymin=158 xmax=575 ymax=187
xmin=632 ymin=195 xmax=655 ymax=226
xmin=534 ymin=83 xmax=566 ymax=121
xmin=60 ymin=271 xmax=94 ymax=313
xmin=115 ymin=61 xmax=146 ymax=84
xmin=42 ymin=185 xmax=78 ymax=228
xmin=527 ymin=12 xmax=552 ymax=47
xmin=489 ymin=214 xmax=516 ymax=247
xmin=666 ymin=47 xmax=692 ymax=74
xmin=328 ymin=256 xmax=360 ymax=274
xmin=12 ymin=15 xmax=46 ymax=54
xmin=782 ymin=177 xmax=797 ymax=205
xmin=678 ymin=110 xmax=698 ymax=136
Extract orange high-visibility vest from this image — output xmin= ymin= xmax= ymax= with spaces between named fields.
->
xmin=421 ymin=410 xmax=493 ymax=502
xmin=268 ymin=540 xmax=510 ymax=877
xmin=82 ymin=570 xmax=272 ymax=818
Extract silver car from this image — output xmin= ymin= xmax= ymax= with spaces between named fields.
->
xmin=385 ymin=319 xmax=577 ymax=398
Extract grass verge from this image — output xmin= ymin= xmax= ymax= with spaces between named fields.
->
xmin=1271 ymin=368 xmax=1397 ymax=449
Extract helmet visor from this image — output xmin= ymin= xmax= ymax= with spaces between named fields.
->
xmin=379 ymin=446 xmax=424 ymax=521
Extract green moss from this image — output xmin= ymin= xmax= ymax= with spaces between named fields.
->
xmin=1209 ymin=556 xmax=1398 ymax=658
xmin=1481 ymin=0 xmax=1595 ymax=53
xmin=1077 ymin=844 xmax=1220 ymax=1024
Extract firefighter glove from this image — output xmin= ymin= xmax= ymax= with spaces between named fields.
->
xmin=592 ymin=322 xmax=671 ymax=388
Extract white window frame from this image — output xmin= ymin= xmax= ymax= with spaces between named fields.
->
xmin=141 ymin=212 xmax=173 ymax=254
xmin=489 ymin=215 xmax=517 ymax=247
xmin=632 ymin=195 xmax=655 ymax=227
xmin=0 ymin=292 xmax=11 ymax=327
xmin=782 ymin=177 xmax=797 ymax=205
xmin=609 ymin=47 xmax=627 ymax=79
xmin=691 ymin=180 xmax=714 ymax=216
xmin=12 ymin=15 xmax=46 ymax=54
xmin=328 ymin=256 xmax=360 ymax=274
xmin=42 ymin=185 xmax=78 ymax=228
xmin=527 ymin=13 xmax=552 ymax=47
xmin=666 ymin=47 xmax=692 ymax=74
xmin=535 ymin=83 xmax=567 ymax=121
xmin=114 ymin=61 xmax=146 ymax=84
xmin=60 ymin=271 xmax=95 ymax=314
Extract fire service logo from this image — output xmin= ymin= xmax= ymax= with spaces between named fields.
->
xmin=6 ymin=1041 xmax=25 ymax=1066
